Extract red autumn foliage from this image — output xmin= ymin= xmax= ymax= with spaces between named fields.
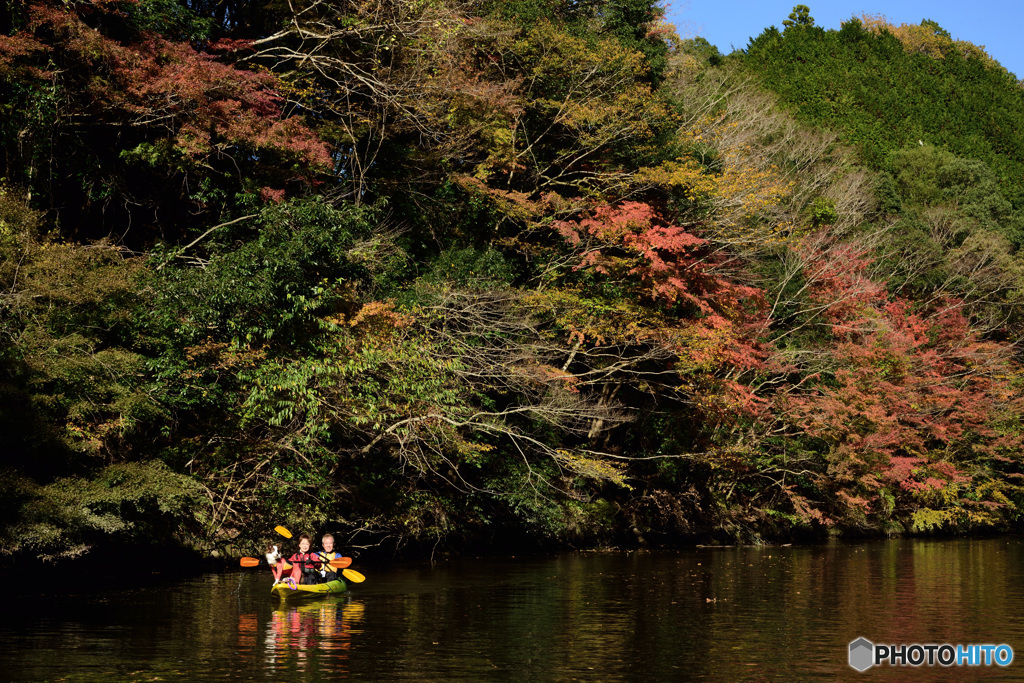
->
xmin=111 ymin=39 xmax=330 ymax=170
xmin=774 ymin=236 xmax=1024 ymax=527
xmin=554 ymin=201 xmax=764 ymax=316
xmin=259 ymin=186 xmax=286 ymax=203
xmin=207 ymin=39 xmax=256 ymax=54
xmin=797 ymin=234 xmax=886 ymax=325
xmin=0 ymin=33 xmax=48 ymax=78
xmin=554 ymin=201 xmax=772 ymax=418
xmin=6 ymin=0 xmax=330 ymax=192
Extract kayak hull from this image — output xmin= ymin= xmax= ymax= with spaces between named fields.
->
xmin=271 ymin=578 xmax=347 ymax=599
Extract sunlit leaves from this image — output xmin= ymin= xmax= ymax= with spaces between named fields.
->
xmin=552 ymin=201 xmax=765 ymax=319
xmin=772 ymin=236 xmax=1024 ymax=531
xmin=480 ymin=20 xmax=675 ymax=195
xmin=858 ymin=14 xmax=1003 ymax=71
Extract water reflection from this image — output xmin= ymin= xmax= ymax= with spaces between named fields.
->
xmin=254 ymin=599 xmax=365 ymax=675
xmin=3 ymin=538 xmax=1024 ymax=680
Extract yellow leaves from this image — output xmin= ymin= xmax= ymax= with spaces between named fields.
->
xmin=454 ymin=438 xmax=495 ymax=463
xmin=664 ymin=323 xmax=735 ymax=373
xmin=909 ymin=507 xmax=954 ymax=532
xmin=316 ymin=301 xmax=414 ymax=350
xmin=533 ymin=83 xmax=669 ymax=148
xmin=628 ymin=94 xmax=800 ymax=251
xmin=635 ymin=158 xmax=717 ymax=196
xmin=637 ymin=146 xmax=794 ymax=250
xmin=553 ymin=449 xmax=631 ymax=487
xmin=468 ymin=20 xmax=676 ymax=196
xmin=518 ymin=21 xmax=648 ymax=87
xmin=15 ymin=240 xmax=145 ymax=311
xmin=672 ymin=53 xmax=705 ymax=84
xmin=347 ymin=300 xmax=411 ymax=329
xmin=182 ymin=338 xmax=266 ymax=378
xmin=452 ymin=175 xmax=540 ymax=221
xmin=472 ymin=125 xmax=518 ymax=180
xmin=856 ymin=14 xmax=1003 ymax=71
xmin=521 ymin=288 xmax=662 ymax=346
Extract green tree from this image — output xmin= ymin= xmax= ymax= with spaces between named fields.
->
xmin=783 ymin=5 xmax=814 ymax=29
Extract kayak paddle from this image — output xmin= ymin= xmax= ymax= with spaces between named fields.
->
xmin=317 ymin=553 xmax=352 ymax=570
xmin=240 ymin=557 xmax=292 ymax=570
xmin=274 ymin=525 xmax=292 ymax=539
xmin=342 ymin=568 xmax=365 ymax=583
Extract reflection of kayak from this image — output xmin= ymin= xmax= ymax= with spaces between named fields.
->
xmin=271 ymin=579 xmax=347 ymax=599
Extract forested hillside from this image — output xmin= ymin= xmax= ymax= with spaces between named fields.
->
xmin=3 ymin=0 xmax=1024 ymax=564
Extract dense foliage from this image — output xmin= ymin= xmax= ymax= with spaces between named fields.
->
xmin=743 ymin=13 xmax=1024 ymax=208
xmin=3 ymin=1 xmax=1024 ymax=563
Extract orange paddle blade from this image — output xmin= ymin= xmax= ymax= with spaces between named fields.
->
xmin=329 ymin=558 xmax=352 ymax=569
xmin=240 ymin=557 xmax=261 ymax=567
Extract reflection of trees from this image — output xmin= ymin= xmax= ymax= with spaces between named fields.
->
xmin=336 ymin=545 xmax=1019 ymax=678
xmin=7 ymin=547 xmax=1020 ymax=678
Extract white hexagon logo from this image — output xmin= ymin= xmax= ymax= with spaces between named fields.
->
xmin=849 ymin=637 xmax=874 ymax=671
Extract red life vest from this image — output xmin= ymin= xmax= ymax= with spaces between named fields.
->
xmin=286 ymin=551 xmax=321 ymax=573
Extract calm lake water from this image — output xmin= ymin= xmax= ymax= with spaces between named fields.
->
xmin=5 ymin=538 xmax=1024 ymax=680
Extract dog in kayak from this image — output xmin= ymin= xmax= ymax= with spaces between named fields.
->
xmin=265 ymin=544 xmax=297 ymax=588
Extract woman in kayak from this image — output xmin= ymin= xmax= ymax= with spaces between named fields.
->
xmin=318 ymin=533 xmax=342 ymax=582
xmin=287 ymin=534 xmax=324 ymax=585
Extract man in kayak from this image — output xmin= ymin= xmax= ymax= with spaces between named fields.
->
xmin=317 ymin=533 xmax=342 ymax=582
xmin=287 ymin=534 xmax=324 ymax=585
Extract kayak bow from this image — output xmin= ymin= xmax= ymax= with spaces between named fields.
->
xmin=271 ymin=578 xmax=347 ymax=599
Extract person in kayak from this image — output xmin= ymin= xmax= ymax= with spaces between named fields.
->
xmin=287 ymin=534 xmax=324 ymax=585
xmin=317 ymin=533 xmax=342 ymax=582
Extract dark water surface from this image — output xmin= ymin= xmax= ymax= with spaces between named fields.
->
xmin=6 ymin=538 xmax=1024 ymax=680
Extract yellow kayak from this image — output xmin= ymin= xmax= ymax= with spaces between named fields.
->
xmin=271 ymin=578 xmax=347 ymax=599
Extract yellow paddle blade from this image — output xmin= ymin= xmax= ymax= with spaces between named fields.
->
xmin=274 ymin=525 xmax=292 ymax=539
xmin=240 ymin=557 xmax=261 ymax=567
xmin=342 ymin=568 xmax=365 ymax=583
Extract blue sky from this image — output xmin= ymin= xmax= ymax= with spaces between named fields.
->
xmin=664 ymin=1 xmax=1024 ymax=79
